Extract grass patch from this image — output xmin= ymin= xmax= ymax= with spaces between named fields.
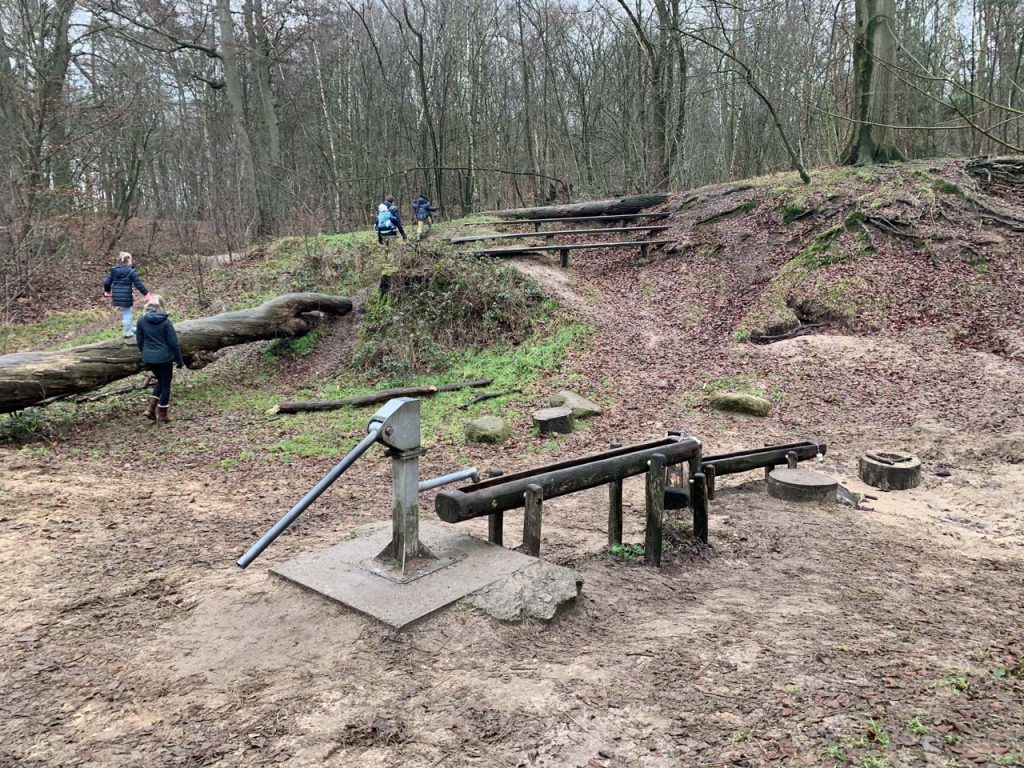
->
xmin=609 ymin=542 xmax=645 ymax=561
xmin=0 ymin=308 xmax=111 ymax=354
xmin=262 ymin=329 xmax=325 ymax=360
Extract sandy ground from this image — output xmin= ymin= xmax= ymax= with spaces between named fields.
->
xmin=2 ymin=256 xmax=1023 ymax=767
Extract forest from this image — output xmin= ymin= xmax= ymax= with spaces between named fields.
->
xmin=3 ymin=0 xmax=1024 ymax=315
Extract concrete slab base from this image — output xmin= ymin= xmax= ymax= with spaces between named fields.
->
xmin=270 ymin=522 xmax=555 ymax=628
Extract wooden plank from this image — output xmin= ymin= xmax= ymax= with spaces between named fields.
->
xmin=644 ymin=454 xmax=666 ymax=567
xmin=523 ymin=484 xmax=543 ymax=557
xmin=450 ymin=225 xmax=669 ymax=244
xmin=471 ymin=239 xmax=673 ymax=257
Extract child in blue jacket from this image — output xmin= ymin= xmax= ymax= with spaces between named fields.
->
xmin=103 ymin=252 xmax=149 ymax=337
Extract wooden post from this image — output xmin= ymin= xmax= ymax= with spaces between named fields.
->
xmin=786 ymin=451 xmax=798 ymax=469
xmin=692 ymin=472 xmax=709 ymax=545
xmin=545 ymin=234 xmax=554 ymax=246
xmin=608 ymin=480 xmax=623 ymax=547
xmin=608 ymin=441 xmax=623 ymax=547
xmin=704 ymin=464 xmax=716 ymax=501
xmin=488 ymin=511 xmax=503 ymax=546
xmin=559 ymin=248 xmax=570 ymax=268
xmin=640 ymin=242 xmax=650 ymax=261
xmin=532 ymin=221 xmax=541 ymax=232
xmin=644 ymin=453 xmax=666 ymax=567
xmin=523 ymin=484 xmax=543 ymax=557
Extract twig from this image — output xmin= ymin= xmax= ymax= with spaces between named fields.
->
xmin=457 ymin=390 xmax=520 ymax=410
xmin=75 ymin=378 xmax=154 ymax=403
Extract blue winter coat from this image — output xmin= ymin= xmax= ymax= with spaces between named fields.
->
xmin=136 ymin=311 xmax=184 ymax=366
xmin=386 ymin=201 xmax=403 ymax=225
xmin=413 ymin=196 xmax=438 ymax=221
xmin=103 ymin=264 xmax=148 ymax=308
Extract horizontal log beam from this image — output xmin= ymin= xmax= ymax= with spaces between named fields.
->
xmin=435 ymin=436 xmax=701 ymax=522
xmin=488 ymin=194 xmax=669 ymax=220
xmin=701 ymin=441 xmax=826 ymax=476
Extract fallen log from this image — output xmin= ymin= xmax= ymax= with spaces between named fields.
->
xmin=489 ymin=193 xmax=668 ymax=220
xmin=0 ymin=293 xmax=352 ymax=413
xmin=271 ymin=379 xmax=493 ymax=414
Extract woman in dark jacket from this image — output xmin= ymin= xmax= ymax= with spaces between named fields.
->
xmin=103 ymin=252 xmax=149 ymax=337
xmin=136 ymin=294 xmax=185 ymax=423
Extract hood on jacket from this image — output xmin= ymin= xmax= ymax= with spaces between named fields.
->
xmin=142 ymin=311 xmax=169 ymax=325
xmin=110 ymin=264 xmax=134 ymax=278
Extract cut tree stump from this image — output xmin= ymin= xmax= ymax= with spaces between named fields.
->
xmin=0 ymin=293 xmax=352 ymax=413
xmin=532 ymin=406 xmax=573 ymax=435
xmin=767 ymin=468 xmax=838 ymax=503
xmin=858 ymin=450 xmax=922 ymax=490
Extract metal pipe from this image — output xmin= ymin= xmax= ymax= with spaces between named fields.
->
xmin=418 ymin=467 xmax=480 ymax=493
xmin=237 ymin=425 xmax=383 ymax=569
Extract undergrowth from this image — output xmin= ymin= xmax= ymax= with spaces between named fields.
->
xmin=350 ymin=244 xmax=548 ymax=378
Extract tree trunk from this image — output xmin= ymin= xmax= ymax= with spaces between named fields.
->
xmin=490 ymin=193 xmax=668 ymax=220
xmin=0 ymin=293 xmax=352 ymax=413
xmin=841 ymin=0 xmax=906 ymax=164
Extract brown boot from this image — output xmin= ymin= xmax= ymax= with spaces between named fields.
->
xmin=144 ymin=396 xmax=159 ymax=421
xmin=157 ymin=405 xmax=170 ymax=423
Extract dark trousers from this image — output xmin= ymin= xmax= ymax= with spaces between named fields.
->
xmin=147 ymin=362 xmax=174 ymax=406
xmin=395 ymin=222 xmax=407 ymax=240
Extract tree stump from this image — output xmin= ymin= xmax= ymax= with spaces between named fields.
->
xmin=858 ymin=450 xmax=921 ymax=490
xmin=767 ymin=468 xmax=838 ymax=503
xmin=533 ymin=406 xmax=573 ymax=435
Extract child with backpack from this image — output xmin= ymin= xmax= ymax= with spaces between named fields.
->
xmin=384 ymin=196 xmax=408 ymax=240
xmin=375 ymin=203 xmax=398 ymax=245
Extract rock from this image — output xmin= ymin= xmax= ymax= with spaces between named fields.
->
xmin=466 ymin=561 xmax=582 ymax=622
xmin=548 ymin=390 xmax=603 ymax=419
xmin=709 ymin=392 xmax=772 ymax=417
xmin=465 ymin=415 xmax=509 ymax=444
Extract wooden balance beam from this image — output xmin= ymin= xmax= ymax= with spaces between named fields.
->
xmin=451 ymin=225 xmax=669 ymax=245
xmin=471 ymin=239 xmax=673 ymax=268
xmin=456 ymin=212 xmax=670 ymax=230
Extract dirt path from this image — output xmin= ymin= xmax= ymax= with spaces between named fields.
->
xmin=2 ymin=254 xmax=1023 ymax=767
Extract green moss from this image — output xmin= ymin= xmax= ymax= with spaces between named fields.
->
xmin=933 ymin=179 xmax=967 ymax=197
xmin=794 ymin=224 xmax=847 ymax=268
xmin=782 ymin=196 xmax=812 ymax=224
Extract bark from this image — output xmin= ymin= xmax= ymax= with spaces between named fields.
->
xmin=0 ymin=293 xmax=352 ymax=413
xmin=271 ymin=379 xmax=493 ymax=414
xmin=841 ymin=0 xmax=906 ymax=165
xmin=490 ymin=193 xmax=668 ymax=220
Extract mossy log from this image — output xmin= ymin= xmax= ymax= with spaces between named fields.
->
xmin=0 ymin=293 xmax=352 ymax=413
xmin=489 ymin=193 xmax=668 ymax=220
